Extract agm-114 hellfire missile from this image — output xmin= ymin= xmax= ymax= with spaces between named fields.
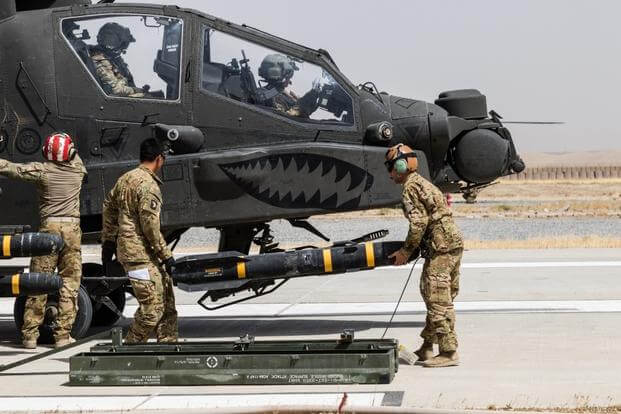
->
xmin=0 ymin=232 xmax=63 ymax=259
xmin=0 ymin=273 xmax=63 ymax=297
xmin=0 ymin=230 xmax=64 ymax=297
xmin=173 ymin=240 xmax=415 ymax=288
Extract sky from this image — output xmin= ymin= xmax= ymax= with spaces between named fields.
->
xmin=121 ymin=0 xmax=621 ymax=152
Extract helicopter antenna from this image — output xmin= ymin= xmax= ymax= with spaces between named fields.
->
xmin=489 ymin=110 xmax=564 ymax=125
xmin=501 ymin=121 xmax=565 ymax=124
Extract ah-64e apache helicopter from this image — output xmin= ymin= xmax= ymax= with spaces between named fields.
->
xmin=0 ymin=0 xmax=524 ymax=340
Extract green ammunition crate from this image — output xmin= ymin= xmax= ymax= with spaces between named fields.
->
xmin=69 ymin=337 xmax=399 ymax=386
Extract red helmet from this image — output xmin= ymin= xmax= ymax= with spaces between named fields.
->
xmin=42 ymin=132 xmax=75 ymax=162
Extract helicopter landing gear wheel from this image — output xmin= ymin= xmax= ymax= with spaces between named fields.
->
xmin=463 ymin=191 xmax=478 ymax=204
xmin=13 ymin=285 xmax=93 ymax=344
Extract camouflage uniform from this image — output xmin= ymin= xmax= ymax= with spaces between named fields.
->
xmin=268 ymin=88 xmax=319 ymax=118
xmin=0 ymin=156 xmax=87 ymax=342
xmin=102 ymin=165 xmax=177 ymax=343
xmin=401 ymin=172 xmax=463 ymax=353
xmin=90 ymin=51 xmax=145 ymax=98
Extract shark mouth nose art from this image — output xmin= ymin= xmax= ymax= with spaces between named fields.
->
xmin=220 ymin=154 xmax=374 ymax=210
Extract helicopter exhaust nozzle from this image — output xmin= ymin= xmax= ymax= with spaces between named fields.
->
xmin=0 ymin=1 xmax=16 ymax=20
xmin=154 ymin=123 xmax=205 ymax=155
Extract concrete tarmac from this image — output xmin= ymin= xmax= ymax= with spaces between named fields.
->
xmin=0 ymin=248 xmax=620 ymax=412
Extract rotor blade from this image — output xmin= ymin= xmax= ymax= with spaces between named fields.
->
xmin=502 ymin=121 xmax=565 ymax=125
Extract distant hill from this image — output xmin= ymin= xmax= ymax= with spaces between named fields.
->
xmin=522 ymin=151 xmax=621 ymax=167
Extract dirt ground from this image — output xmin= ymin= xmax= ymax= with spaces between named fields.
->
xmin=322 ymin=179 xmax=621 ymax=219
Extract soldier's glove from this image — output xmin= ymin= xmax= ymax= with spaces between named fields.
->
xmin=163 ymin=256 xmax=176 ymax=275
xmin=101 ymin=240 xmax=116 ymax=265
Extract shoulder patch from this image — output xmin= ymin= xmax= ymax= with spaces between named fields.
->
xmin=142 ymin=193 xmax=161 ymax=215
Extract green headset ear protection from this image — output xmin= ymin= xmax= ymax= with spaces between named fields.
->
xmin=394 ymin=158 xmax=408 ymax=174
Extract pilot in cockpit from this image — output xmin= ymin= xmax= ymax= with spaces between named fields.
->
xmin=90 ymin=23 xmax=149 ymax=98
xmin=257 ymin=54 xmax=320 ymax=118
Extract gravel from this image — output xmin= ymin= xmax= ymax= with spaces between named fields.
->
xmin=176 ymin=216 xmax=621 ymax=248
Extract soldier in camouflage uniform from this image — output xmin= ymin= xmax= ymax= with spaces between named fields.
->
xmin=90 ymin=22 xmax=146 ymax=98
xmin=386 ymin=143 xmax=463 ymax=368
xmin=0 ymin=132 xmax=87 ymax=349
xmin=101 ymin=138 xmax=177 ymax=343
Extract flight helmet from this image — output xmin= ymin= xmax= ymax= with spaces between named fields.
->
xmin=258 ymin=54 xmax=298 ymax=87
xmin=97 ymin=22 xmax=136 ymax=52
xmin=42 ymin=132 xmax=76 ymax=162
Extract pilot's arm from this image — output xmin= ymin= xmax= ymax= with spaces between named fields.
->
xmin=0 ymin=159 xmax=45 ymax=184
xmin=295 ymin=88 xmax=320 ymax=117
xmin=138 ymin=184 xmax=172 ymax=264
xmin=92 ymin=54 xmax=145 ymax=98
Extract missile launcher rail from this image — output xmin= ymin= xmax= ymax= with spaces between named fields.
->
xmin=69 ymin=330 xmax=399 ymax=386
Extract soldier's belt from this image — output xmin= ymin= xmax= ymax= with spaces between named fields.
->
xmin=45 ymin=217 xmax=80 ymax=223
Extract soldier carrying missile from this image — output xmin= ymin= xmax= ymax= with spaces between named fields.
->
xmin=0 ymin=132 xmax=87 ymax=349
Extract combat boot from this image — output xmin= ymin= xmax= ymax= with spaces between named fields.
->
xmin=22 ymin=339 xmax=37 ymax=349
xmin=55 ymin=336 xmax=76 ymax=349
xmin=423 ymin=351 xmax=459 ymax=368
xmin=413 ymin=342 xmax=434 ymax=365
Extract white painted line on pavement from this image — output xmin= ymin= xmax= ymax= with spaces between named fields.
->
xmin=138 ymin=392 xmax=383 ymax=410
xmin=2 ymin=300 xmax=621 ymax=319
xmin=0 ymin=392 xmax=386 ymax=412
xmin=122 ymin=300 xmax=621 ymax=318
xmin=0 ymin=396 xmax=144 ymax=412
xmin=382 ymin=261 xmax=621 ymax=270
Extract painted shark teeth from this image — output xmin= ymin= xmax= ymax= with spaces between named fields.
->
xmin=220 ymin=154 xmax=373 ymax=210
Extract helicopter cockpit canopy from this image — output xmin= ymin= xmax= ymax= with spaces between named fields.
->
xmin=61 ymin=15 xmax=183 ymax=100
xmin=201 ymin=26 xmax=354 ymax=125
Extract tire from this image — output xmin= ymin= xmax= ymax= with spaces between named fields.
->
xmin=83 ymin=263 xmax=126 ymax=327
xmin=14 ymin=285 xmax=93 ymax=344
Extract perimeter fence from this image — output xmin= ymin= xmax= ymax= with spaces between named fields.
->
xmin=505 ymin=166 xmax=621 ymax=180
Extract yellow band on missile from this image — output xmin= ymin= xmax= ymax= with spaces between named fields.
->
xmin=2 ymin=236 xmax=10 ymax=257
xmin=365 ymin=242 xmax=375 ymax=268
xmin=236 ymin=262 xmax=246 ymax=279
xmin=11 ymin=274 xmax=19 ymax=296
xmin=323 ymin=249 xmax=333 ymax=273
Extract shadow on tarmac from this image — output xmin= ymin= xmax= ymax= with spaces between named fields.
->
xmin=1 ymin=315 xmax=423 ymax=344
